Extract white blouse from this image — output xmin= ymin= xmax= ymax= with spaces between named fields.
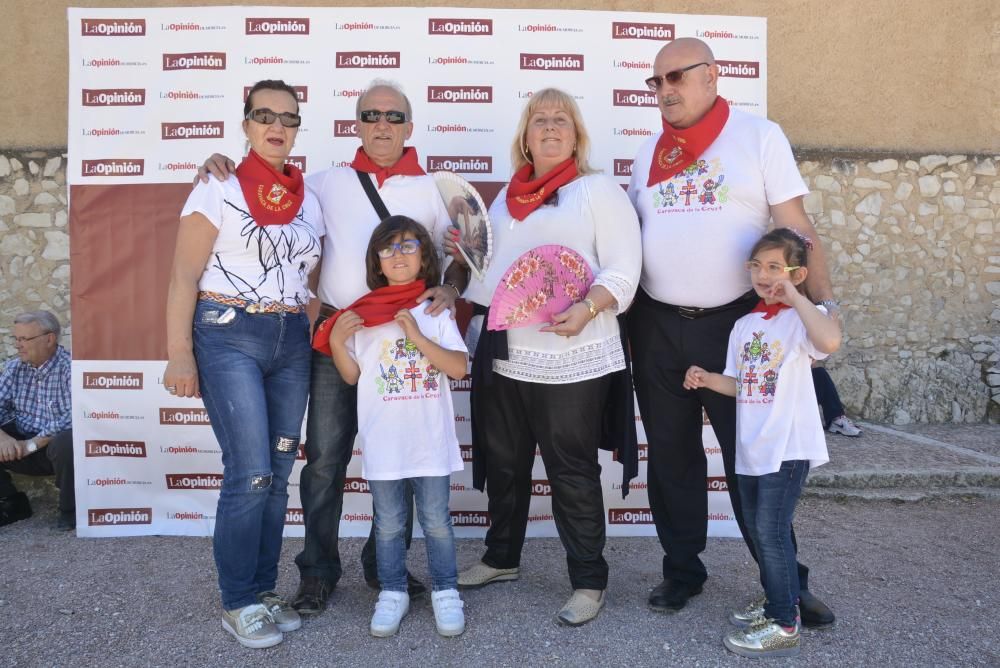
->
xmin=464 ymin=174 xmax=642 ymax=384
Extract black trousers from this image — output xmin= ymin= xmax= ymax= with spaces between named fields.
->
xmin=812 ymin=366 xmax=844 ymax=429
xmin=628 ymin=290 xmax=809 ymax=589
xmin=473 ymin=372 xmax=611 ymax=590
xmin=0 ymin=423 xmax=75 ymax=513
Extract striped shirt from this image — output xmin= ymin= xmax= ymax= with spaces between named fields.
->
xmin=0 ymin=346 xmax=72 ymax=438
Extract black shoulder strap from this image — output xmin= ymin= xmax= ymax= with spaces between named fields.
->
xmin=355 ymin=169 xmax=391 ymax=220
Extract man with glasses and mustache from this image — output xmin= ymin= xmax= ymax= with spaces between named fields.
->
xmin=0 ymin=311 xmax=74 ymax=530
xmin=199 ymin=79 xmax=465 ymax=617
xmin=627 ymin=38 xmax=838 ymax=630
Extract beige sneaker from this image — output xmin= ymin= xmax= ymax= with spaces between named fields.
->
xmin=457 ymin=561 xmax=520 ymax=589
xmin=221 ymin=603 xmax=283 ymax=649
xmin=257 ymin=590 xmax=302 ymax=632
xmin=555 ymin=589 xmax=606 ymax=626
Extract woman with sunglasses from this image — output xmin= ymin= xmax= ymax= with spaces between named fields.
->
xmin=458 ymin=88 xmax=642 ymax=626
xmin=164 ymin=79 xmax=322 ymax=649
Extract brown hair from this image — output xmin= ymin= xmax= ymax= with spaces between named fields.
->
xmin=365 ymin=215 xmax=441 ymax=289
xmin=243 ymin=79 xmax=300 ymax=117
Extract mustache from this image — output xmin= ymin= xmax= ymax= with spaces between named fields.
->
xmin=660 ymin=95 xmax=682 ymax=105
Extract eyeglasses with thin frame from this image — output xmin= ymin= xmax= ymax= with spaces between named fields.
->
xmin=359 ymin=109 xmax=408 ymax=124
xmin=245 ymin=107 xmax=302 ymax=128
xmin=746 ymin=259 xmax=800 ymax=276
xmin=377 ymin=239 xmax=422 ymax=259
xmin=645 ymin=62 xmax=710 ymax=91
xmin=10 ymin=332 xmax=52 ymax=345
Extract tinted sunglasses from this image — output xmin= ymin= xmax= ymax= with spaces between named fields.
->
xmin=644 ymin=62 xmax=710 ymax=91
xmin=377 ymin=239 xmax=421 ymax=258
xmin=245 ymin=108 xmax=301 ymax=128
xmin=359 ymin=109 xmax=408 ymax=124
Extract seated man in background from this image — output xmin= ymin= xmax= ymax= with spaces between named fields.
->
xmin=0 ymin=311 xmax=74 ymax=530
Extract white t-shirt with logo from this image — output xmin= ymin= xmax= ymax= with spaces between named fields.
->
xmin=723 ymin=305 xmax=830 ymax=476
xmin=306 ymin=168 xmax=451 ymax=309
xmin=346 ymin=304 xmax=468 ymax=480
xmin=628 ymin=109 xmax=809 ymax=308
xmin=181 ymin=175 xmax=323 ymax=306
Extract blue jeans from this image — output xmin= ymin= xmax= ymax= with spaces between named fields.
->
xmin=737 ymin=460 xmax=810 ymax=627
xmin=193 ymin=300 xmax=311 ymax=610
xmin=369 ymin=476 xmax=457 ymax=592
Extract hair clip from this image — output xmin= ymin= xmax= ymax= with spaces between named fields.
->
xmin=787 ymin=228 xmax=814 ymax=251
xmin=784 ymin=265 xmax=801 ymax=272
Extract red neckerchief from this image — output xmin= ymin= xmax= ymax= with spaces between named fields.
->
xmin=350 ymin=146 xmax=425 ymax=188
xmin=506 ymin=158 xmax=579 ymax=221
xmin=646 ymin=96 xmax=730 ymax=187
xmin=750 ymin=299 xmax=792 ymax=320
xmin=234 ymin=149 xmax=305 ymax=227
xmin=312 ymin=280 xmax=427 ymax=356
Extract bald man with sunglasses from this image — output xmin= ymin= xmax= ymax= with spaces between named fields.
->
xmin=198 ymin=79 xmax=468 ymax=617
xmin=626 ymin=38 xmax=837 ymax=628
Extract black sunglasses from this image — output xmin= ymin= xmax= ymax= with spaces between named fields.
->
xmin=644 ymin=62 xmax=710 ymax=91
xmin=359 ymin=109 xmax=408 ymax=124
xmin=245 ymin=108 xmax=302 ymax=128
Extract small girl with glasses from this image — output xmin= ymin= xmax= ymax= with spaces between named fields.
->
xmin=683 ymin=228 xmax=841 ymax=658
xmin=318 ymin=215 xmax=468 ymax=638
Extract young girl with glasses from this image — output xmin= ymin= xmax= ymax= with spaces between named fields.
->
xmin=319 ymin=215 xmax=468 ymax=638
xmin=683 ymin=228 xmax=841 ymax=658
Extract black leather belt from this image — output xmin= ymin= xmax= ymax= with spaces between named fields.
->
xmin=319 ymin=302 xmax=339 ymax=319
xmin=644 ymin=289 xmax=757 ymax=320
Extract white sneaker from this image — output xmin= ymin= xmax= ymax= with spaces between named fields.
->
xmin=370 ymin=590 xmax=409 ymax=637
xmin=431 ymin=589 xmax=466 ymax=637
xmin=828 ymin=415 xmax=862 ymax=437
xmin=221 ymin=603 xmax=283 ymax=649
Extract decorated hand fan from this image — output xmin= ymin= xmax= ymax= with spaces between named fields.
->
xmin=432 ymin=170 xmax=493 ymax=280
xmin=487 ymin=245 xmax=594 ymax=331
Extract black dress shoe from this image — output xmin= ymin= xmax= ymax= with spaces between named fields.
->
xmin=292 ymin=575 xmax=335 ymax=616
xmin=0 ymin=492 xmax=32 ymax=527
xmin=799 ymin=590 xmax=835 ymax=628
xmin=364 ymin=570 xmax=427 ymax=598
xmin=648 ymin=578 xmax=703 ymax=612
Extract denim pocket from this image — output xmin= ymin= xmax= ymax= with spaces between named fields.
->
xmin=193 ymin=301 xmax=241 ymax=329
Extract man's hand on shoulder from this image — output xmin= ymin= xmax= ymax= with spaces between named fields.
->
xmin=193 ymin=154 xmax=236 ymax=186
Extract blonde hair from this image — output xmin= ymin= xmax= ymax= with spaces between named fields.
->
xmin=510 ymin=88 xmax=596 ymax=175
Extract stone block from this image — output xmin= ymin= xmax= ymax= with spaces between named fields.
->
xmin=41 ymin=231 xmax=69 ymax=261
xmin=919 ymin=155 xmax=948 ymax=172
xmin=867 ymin=159 xmax=898 ymax=174
xmin=918 ymin=174 xmax=941 ymax=197
xmin=14 ymin=213 xmax=51 ymax=228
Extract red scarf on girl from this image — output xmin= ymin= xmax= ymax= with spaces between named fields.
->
xmin=312 ymin=280 xmax=427 ymax=356
xmin=646 ymin=96 xmax=730 ymax=187
xmin=350 ymin=147 xmax=426 ymax=188
xmin=234 ymin=149 xmax=305 ymax=227
xmin=506 ymin=158 xmax=578 ymax=221
xmin=750 ymin=300 xmax=791 ymax=320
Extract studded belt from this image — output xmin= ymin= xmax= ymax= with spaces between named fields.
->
xmin=198 ymin=291 xmax=304 ymax=314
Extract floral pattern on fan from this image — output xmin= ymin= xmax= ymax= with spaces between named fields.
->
xmin=487 ymin=245 xmax=594 ymax=331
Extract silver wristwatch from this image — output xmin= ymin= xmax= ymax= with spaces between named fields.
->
xmin=817 ymin=299 xmax=840 ymax=312
xmin=25 ymin=440 xmax=38 ymax=453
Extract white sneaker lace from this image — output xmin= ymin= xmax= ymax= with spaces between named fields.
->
xmin=239 ymin=605 xmax=271 ymax=634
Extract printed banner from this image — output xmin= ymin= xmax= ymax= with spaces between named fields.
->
xmin=67 ymin=6 xmax=767 ymax=537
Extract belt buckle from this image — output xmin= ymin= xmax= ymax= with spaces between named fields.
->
xmin=677 ymin=306 xmax=701 ymax=320
xmin=246 ymin=303 xmax=260 ymax=314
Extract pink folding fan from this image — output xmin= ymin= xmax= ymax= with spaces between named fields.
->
xmin=487 ymin=245 xmax=594 ymax=331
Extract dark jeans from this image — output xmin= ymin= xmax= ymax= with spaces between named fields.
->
xmin=812 ymin=366 xmax=844 ymax=429
xmin=294 ymin=332 xmax=413 ymax=585
xmin=0 ymin=423 xmax=74 ymax=513
xmin=194 ymin=301 xmax=311 ymax=610
xmin=738 ymin=460 xmax=810 ymax=627
xmin=628 ymin=290 xmax=810 ymax=590
xmin=474 ymin=372 xmax=611 ymax=590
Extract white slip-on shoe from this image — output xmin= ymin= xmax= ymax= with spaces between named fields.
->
xmin=457 ymin=561 xmax=520 ymax=589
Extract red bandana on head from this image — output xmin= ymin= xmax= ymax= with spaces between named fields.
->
xmin=646 ymin=96 xmax=730 ymax=187
xmin=312 ymin=280 xmax=427 ymax=357
xmin=350 ymin=146 xmax=426 ymax=188
xmin=235 ymin=149 xmax=305 ymax=227
xmin=750 ymin=300 xmax=792 ymax=320
xmin=505 ymin=158 xmax=579 ymax=222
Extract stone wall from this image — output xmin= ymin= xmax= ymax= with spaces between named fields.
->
xmin=1 ymin=149 xmax=998 ymax=423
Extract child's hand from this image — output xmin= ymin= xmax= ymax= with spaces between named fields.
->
xmin=683 ymin=365 xmax=708 ymax=390
xmin=767 ymin=278 xmax=802 ymax=306
xmin=394 ymin=309 xmax=425 ymax=342
xmin=330 ymin=310 xmax=363 ymax=345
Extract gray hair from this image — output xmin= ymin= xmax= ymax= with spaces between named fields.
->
xmin=356 ymin=79 xmax=413 ymax=121
xmin=14 ymin=310 xmax=61 ymax=338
